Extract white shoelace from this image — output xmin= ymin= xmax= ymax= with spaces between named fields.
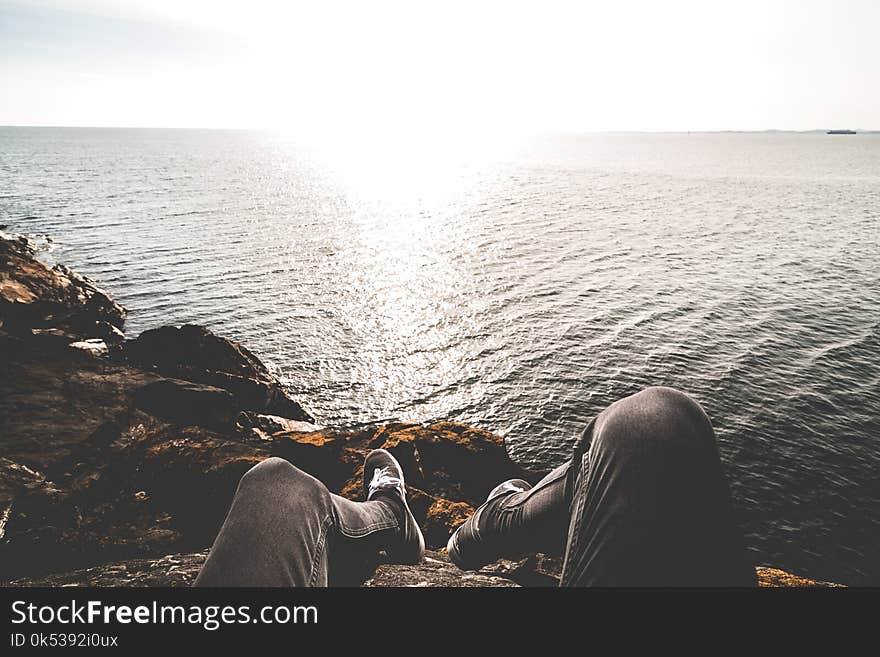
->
xmin=495 ymin=481 xmax=526 ymax=496
xmin=368 ymin=466 xmax=405 ymax=500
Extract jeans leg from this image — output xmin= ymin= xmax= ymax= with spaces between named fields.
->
xmin=560 ymin=387 xmax=755 ymax=586
xmin=477 ymin=461 xmax=572 ymax=556
xmin=325 ymin=492 xmax=401 ymax=586
xmin=194 ymin=457 xmax=399 ymax=587
xmin=446 ymin=457 xmax=573 ymax=572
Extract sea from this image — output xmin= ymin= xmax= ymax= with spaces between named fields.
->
xmin=1 ymin=127 xmax=878 ymax=584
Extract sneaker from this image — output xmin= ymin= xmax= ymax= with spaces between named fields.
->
xmin=446 ymin=478 xmax=532 ymax=570
xmin=364 ymin=449 xmax=425 ymax=564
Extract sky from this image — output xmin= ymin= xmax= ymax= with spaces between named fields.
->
xmin=0 ymin=0 xmax=877 ymax=134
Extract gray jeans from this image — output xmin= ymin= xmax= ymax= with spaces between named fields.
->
xmin=478 ymin=386 xmax=755 ymax=585
xmin=195 ymin=386 xmax=754 ymax=586
xmin=194 ymin=461 xmax=400 ymax=586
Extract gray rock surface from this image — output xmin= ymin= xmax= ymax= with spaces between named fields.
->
xmin=364 ymin=551 xmax=521 ymax=587
xmin=7 ymin=551 xmax=211 ymax=587
xmin=7 ymin=550 xmax=523 ymax=588
xmin=5 ymin=548 xmax=842 ymax=588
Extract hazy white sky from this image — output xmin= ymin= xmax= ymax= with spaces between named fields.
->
xmin=0 ymin=0 xmax=877 ymax=133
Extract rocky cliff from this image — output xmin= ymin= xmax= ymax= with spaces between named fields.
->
xmin=0 ymin=232 xmax=840 ymax=587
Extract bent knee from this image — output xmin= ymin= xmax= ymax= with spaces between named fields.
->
xmin=597 ymin=386 xmax=713 ymax=448
xmin=238 ymin=457 xmax=328 ymax=500
xmin=240 ymin=456 xmax=297 ymax=485
xmin=634 ymin=386 xmax=707 ymax=420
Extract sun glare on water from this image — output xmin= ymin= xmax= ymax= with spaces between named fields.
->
xmin=269 ymin=126 xmax=516 ymax=422
xmin=285 ymin=128 xmax=513 ymax=209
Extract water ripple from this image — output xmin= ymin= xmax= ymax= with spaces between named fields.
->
xmin=2 ymin=128 xmax=879 ymax=584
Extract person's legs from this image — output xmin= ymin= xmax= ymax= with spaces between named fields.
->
xmin=194 ymin=451 xmax=420 ymax=587
xmin=448 ymin=386 xmax=754 ymax=586
xmin=446 ymin=462 xmax=571 ymax=570
xmin=560 ymin=386 xmax=755 ymax=586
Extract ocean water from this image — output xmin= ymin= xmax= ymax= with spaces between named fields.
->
xmin=1 ymin=127 xmax=878 ymax=584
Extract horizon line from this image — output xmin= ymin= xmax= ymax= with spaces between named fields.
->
xmin=1 ymin=124 xmax=878 ymax=135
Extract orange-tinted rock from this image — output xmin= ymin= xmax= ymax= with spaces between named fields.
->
xmin=367 ymin=422 xmax=420 ymax=449
xmin=373 ymin=422 xmax=523 ymax=502
xmin=136 ymin=428 xmax=268 ymax=542
xmin=338 ymin=464 xmax=365 ymax=501
xmin=139 ymin=429 xmax=268 ymax=483
xmin=423 ymin=497 xmax=474 ymax=549
xmin=755 ymin=567 xmax=844 ymax=587
xmin=266 ymin=430 xmax=356 ymax=491
xmin=403 ymin=485 xmax=436 ymax=525
xmin=0 ymin=422 xmax=270 ymax=582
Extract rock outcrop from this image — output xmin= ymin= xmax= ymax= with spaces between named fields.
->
xmin=0 ymin=232 xmax=125 ymax=343
xmin=119 ymin=324 xmax=313 ymax=422
xmin=0 ymin=412 xmax=517 ymax=581
xmin=0 ymin=232 xmax=841 ymax=588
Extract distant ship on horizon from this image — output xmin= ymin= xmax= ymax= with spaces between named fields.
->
xmin=827 ymin=129 xmax=857 ymax=134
